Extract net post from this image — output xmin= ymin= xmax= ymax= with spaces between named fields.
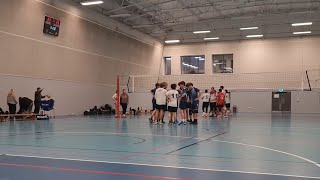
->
xmin=116 ymin=75 xmax=121 ymax=118
xmin=132 ymin=76 xmax=135 ymax=93
xmin=306 ymin=70 xmax=312 ymax=91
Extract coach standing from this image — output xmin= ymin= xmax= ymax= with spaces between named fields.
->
xmin=34 ymin=87 xmax=46 ymax=114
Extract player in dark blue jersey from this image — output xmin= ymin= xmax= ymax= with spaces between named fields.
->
xmin=149 ymin=83 xmax=160 ymax=123
xmin=186 ymin=83 xmax=201 ymax=125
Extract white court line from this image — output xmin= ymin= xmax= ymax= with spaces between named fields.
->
xmin=210 ymin=140 xmax=320 ymax=168
xmin=1 ymin=131 xmax=320 ymax=168
xmin=0 ymin=131 xmax=204 ymax=140
xmin=2 ymin=154 xmax=320 ymax=179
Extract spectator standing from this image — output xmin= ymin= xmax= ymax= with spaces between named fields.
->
xmin=7 ymin=89 xmax=18 ymax=117
xmin=34 ymin=87 xmax=46 ymax=114
xmin=120 ymin=89 xmax=129 ymax=118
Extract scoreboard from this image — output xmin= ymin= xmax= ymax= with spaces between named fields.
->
xmin=43 ymin=16 xmax=60 ymax=36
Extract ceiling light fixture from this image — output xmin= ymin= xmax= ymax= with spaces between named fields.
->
xmin=165 ymin=40 xmax=180 ymax=44
xmin=80 ymin=1 xmax=104 ymax=6
xmin=240 ymin=27 xmax=258 ymax=30
xmin=293 ymin=31 xmax=312 ymax=35
xmin=109 ymin=14 xmax=131 ymax=18
xmin=132 ymin=24 xmax=154 ymax=28
xmin=246 ymin=34 xmax=264 ymax=38
xmin=193 ymin=30 xmax=211 ymax=34
xmin=292 ymin=22 xmax=313 ymax=26
xmin=204 ymin=37 xmax=220 ymax=40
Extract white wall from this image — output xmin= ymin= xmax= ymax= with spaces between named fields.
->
xmin=0 ymin=0 xmax=163 ymax=115
xmin=164 ymin=37 xmax=320 ymax=75
xmin=292 ymin=91 xmax=320 ymax=113
xmin=230 ymin=91 xmax=320 ymax=113
xmin=0 ymin=74 xmax=114 ymax=115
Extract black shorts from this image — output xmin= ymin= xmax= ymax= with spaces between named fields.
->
xmin=179 ymin=101 xmax=187 ymax=110
xmin=226 ymin=103 xmax=231 ymax=109
xmin=168 ymin=106 xmax=178 ymax=112
xmin=187 ymin=102 xmax=191 ymax=109
xmin=217 ymin=104 xmax=224 ymax=111
xmin=202 ymin=102 xmax=209 ymax=108
xmin=152 ymin=101 xmax=157 ymax=110
xmin=210 ymin=102 xmax=217 ymax=111
xmin=152 ymin=98 xmax=157 ymax=110
xmin=156 ymin=104 xmax=167 ymax=111
xmin=190 ymin=102 xmax=199 ymax=113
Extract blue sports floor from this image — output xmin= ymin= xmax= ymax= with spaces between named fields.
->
xmin=0 ymin=113 xmax=319 ymax=180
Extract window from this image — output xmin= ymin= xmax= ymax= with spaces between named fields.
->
xmin=164 ymin=57 xmax=172 ymax=75
xmin=212 ymin=54 xmax=233 ymax=73
xmin=181 ymin=55 xmax=205 ymax=74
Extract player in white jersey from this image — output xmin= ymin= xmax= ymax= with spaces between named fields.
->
xmin=155 ymin=82 xmax=168 ymax=124
xmin=201 ymin=90 xmax=210 ymax=117
xmin=166 ymin=84 xmax=179 ymax=124
xmin=225 ymin=90 xmax=231 ymax=117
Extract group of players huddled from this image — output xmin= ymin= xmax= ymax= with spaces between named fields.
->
xmin=149 ymin=81 xmax=231 ymax=125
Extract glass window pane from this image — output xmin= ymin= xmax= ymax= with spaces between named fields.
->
xmin=212 ymin=54 xmax=233 ymax=73
xmin=164 ymin=57 xmax=171 ymax=75
xmin=181 ymin=55 xmax=205 ymax=74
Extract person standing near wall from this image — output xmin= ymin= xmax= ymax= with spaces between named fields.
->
xmin=120 ymin=89 xmax=129 ymax=118
xmin=112 ymin=90 xmax=118 ymax=116
xmin=34 ymin=87 xmax=46 ymax=114
xmin=7 ymin=89 xmax=18 ymax=118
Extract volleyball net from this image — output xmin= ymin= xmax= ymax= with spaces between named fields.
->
xmin=119 ymin=71 xmax=317 ymax=93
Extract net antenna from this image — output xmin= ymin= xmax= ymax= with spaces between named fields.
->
xmin=306 ymin=69 xmax=320 ymax=92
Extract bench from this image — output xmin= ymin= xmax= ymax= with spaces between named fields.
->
xmin=0 ymin=114 xmax=36 ymax=122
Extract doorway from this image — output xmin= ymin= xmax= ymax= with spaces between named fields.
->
xmin=272 ymin=92 xmax=291 ymax=112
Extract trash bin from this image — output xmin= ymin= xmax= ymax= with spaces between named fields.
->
xmin=233 ymin=105 xmax=237 ymax=113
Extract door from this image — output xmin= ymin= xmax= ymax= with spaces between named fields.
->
xmin=272 ymin=92 xmax=291 ymax=112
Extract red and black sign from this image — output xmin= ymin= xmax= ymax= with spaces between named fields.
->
xmin=43 ymin=16 xmax=60 ymax=36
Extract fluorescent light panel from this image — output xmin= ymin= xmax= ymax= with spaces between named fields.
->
xmin=204 ymin=37 xmax=219 ymax=40
xmin=292 ymin=22 xmax=312 ymax=26
xmin=81 ymin=1 xmax=104 ymax=5
xmin=193 ymin=30 xmax=211 ymax=34
xmin=246 ymin=34 xmax=264 ymax=38
xmin=109 ymin=14 xmax=131 ymax=18
xmin=293 ymin=31 xmax=311 ymax=35
xmin=165 ymin=40 xmax=180 ymax=43
xmin=240 ymin=27 xmax=258 ymax=30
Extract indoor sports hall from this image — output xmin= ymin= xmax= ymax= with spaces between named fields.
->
xmin=0 ymin=0 xmax=319 ymax=179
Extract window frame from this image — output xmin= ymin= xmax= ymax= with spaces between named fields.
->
xmin=180 ymin=55 xmax=206 ymax=75
xmin=212 ymin=54 xmax=234 ymax=74
xmin=164 ymin=57 xmax=172 ymax=75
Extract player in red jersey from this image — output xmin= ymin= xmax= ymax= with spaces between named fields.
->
xmin=217 ymin=89 xmax=225 ymax=117
xmin=209 ymin=87 xmax=217 ymax=117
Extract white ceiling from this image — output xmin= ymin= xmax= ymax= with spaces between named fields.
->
xmin=72 ymin=0 xmax=320 ymax=43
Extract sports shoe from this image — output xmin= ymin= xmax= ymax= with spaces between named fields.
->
xmin=183 ymin=122 xmax=187 ymax=125
xmin=178 ymin=121 xmax=184 ymax=125
xmin=190 ymin=120 xmax=198 ymax=125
